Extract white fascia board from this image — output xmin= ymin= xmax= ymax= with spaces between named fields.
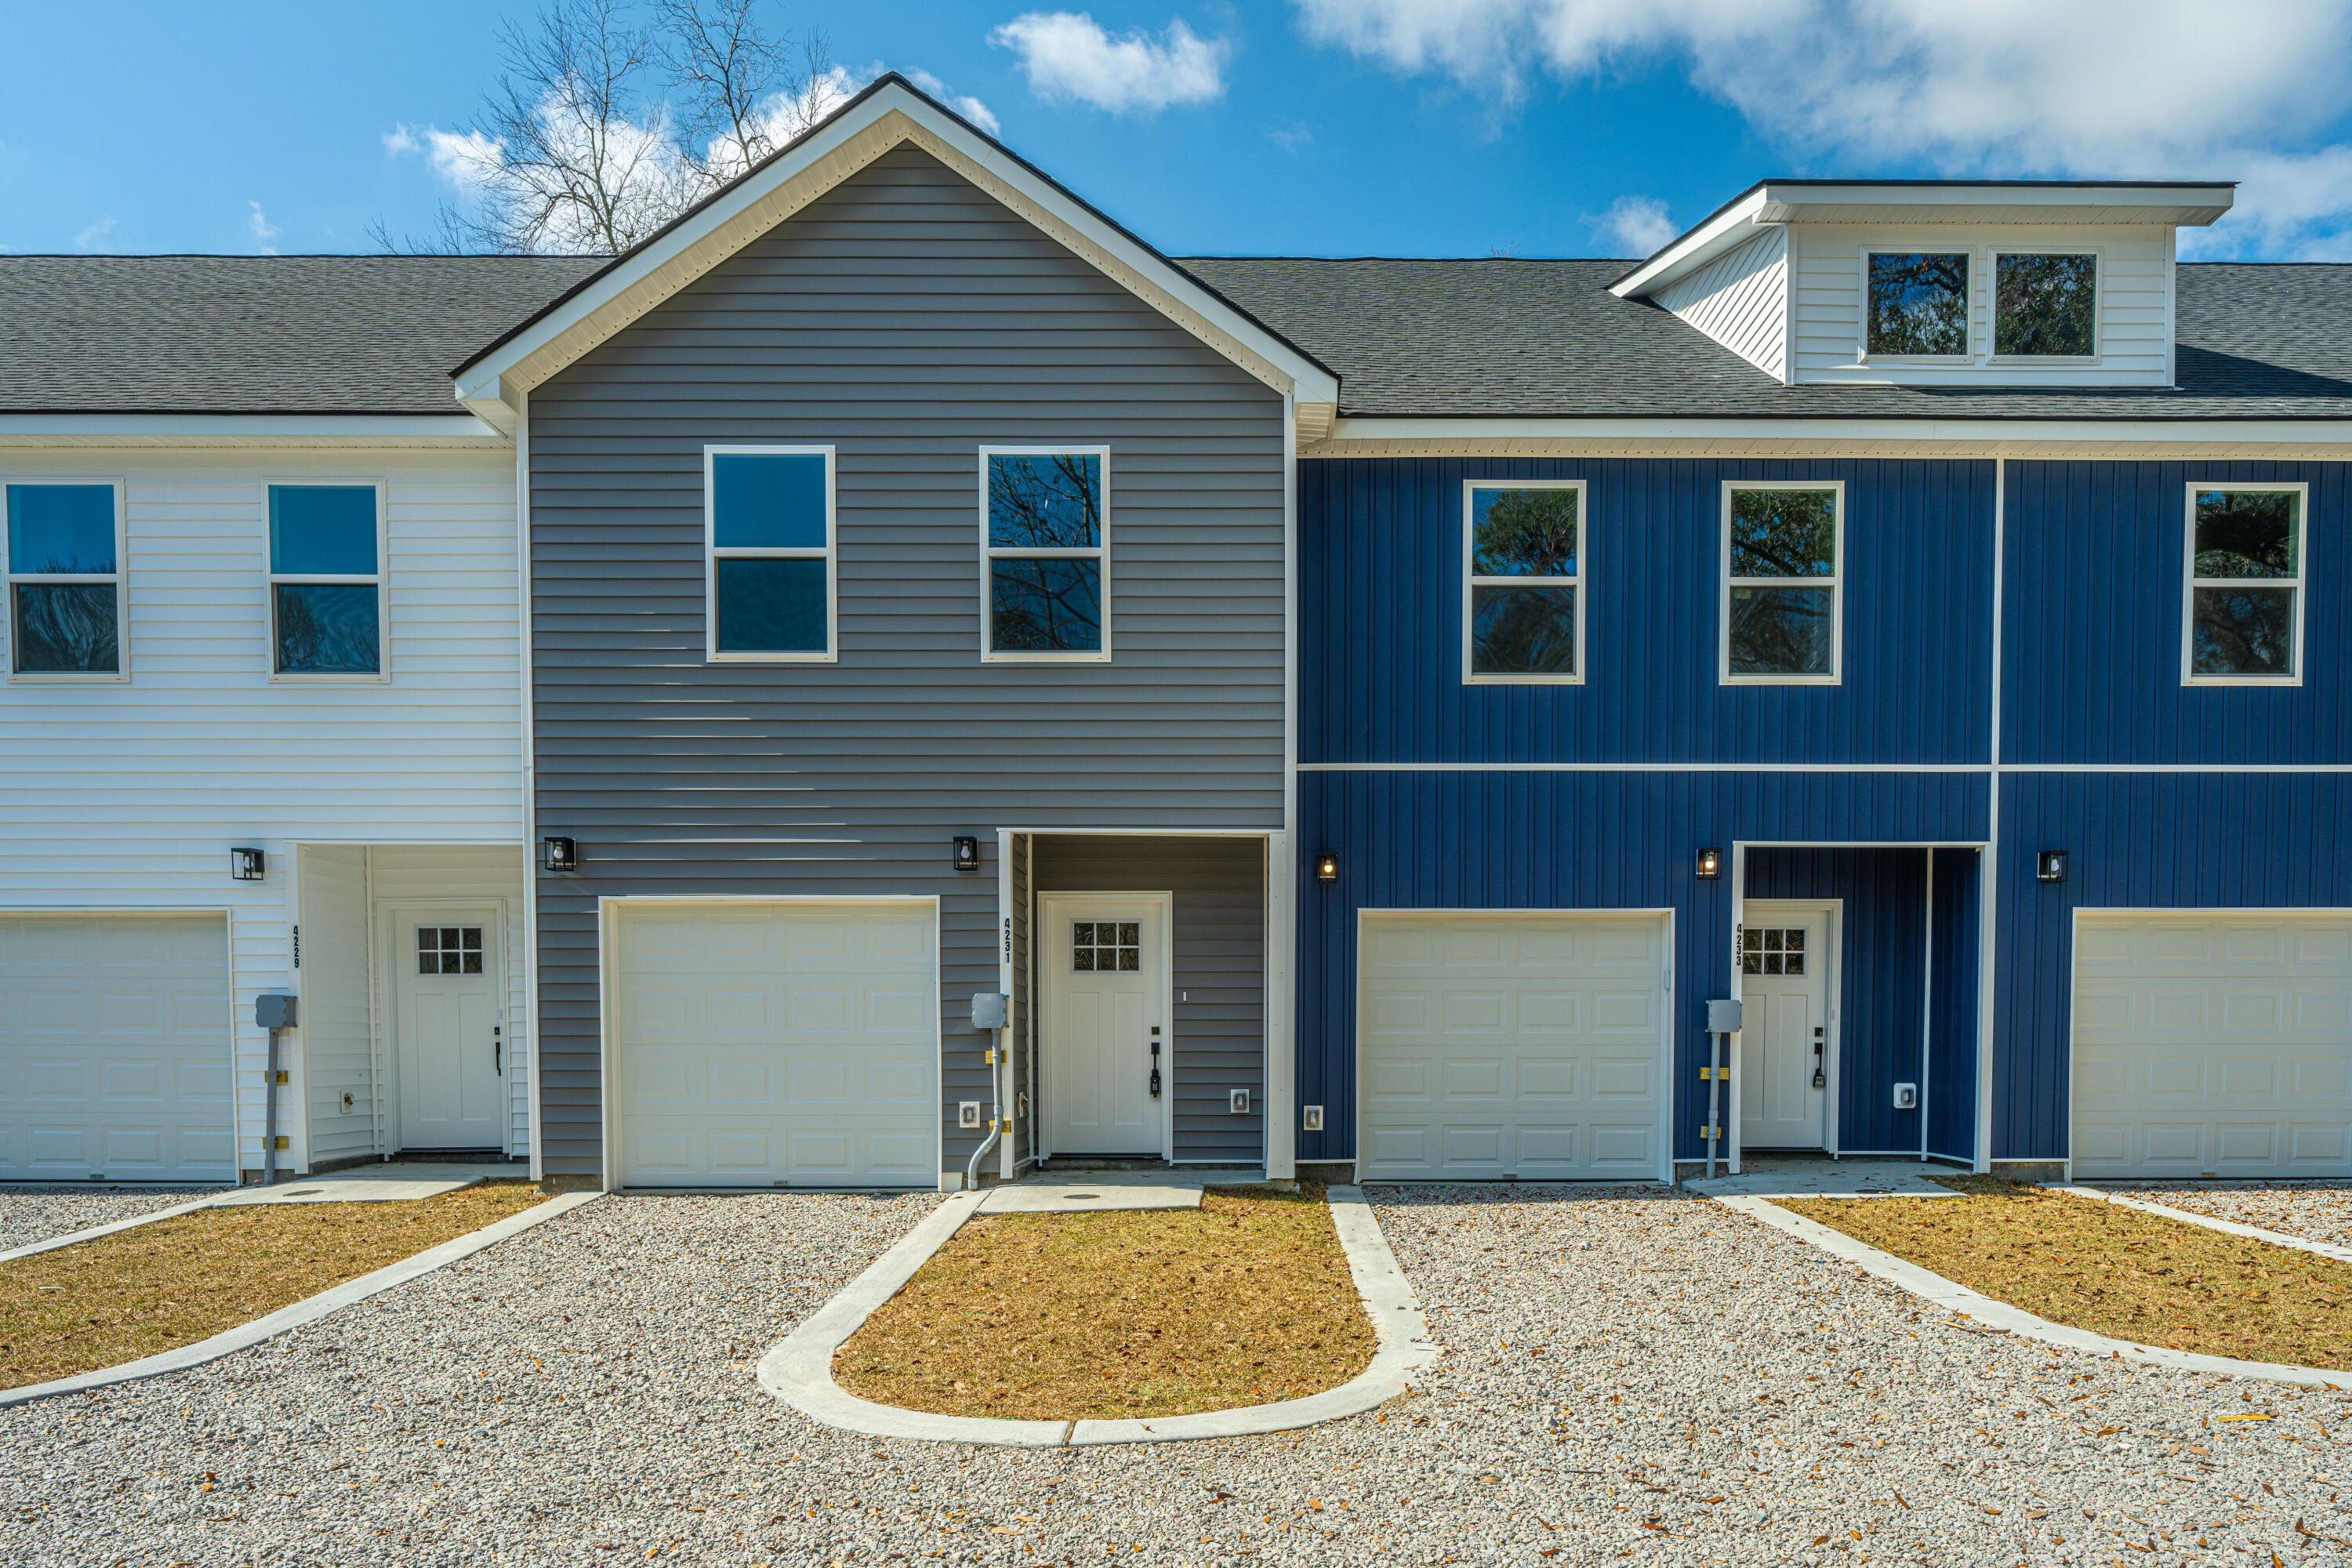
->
xmin=0 ymin=413 xmax=510 ymax=448
xmin=1609 ymin=188 xmax=1772 ymax=300
xmin=450 ymin=82 xmax=1337 ymax=416
xmin=1751 ymin=182 xmax=2234 ymax=227
xmin=1312 ymin=416 xmax=2352 ymax=458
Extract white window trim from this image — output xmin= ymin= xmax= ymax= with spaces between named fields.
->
xmin=1857 ymin=248 xmax=1975 ymax=365
xmin=4 ymin=476 xmax=128 ymax=685
xmin=1461 ymin=477 xmax=1585 ymax=686
xmin=2182 ymin=480 xmax=2307 ymax=688
xmin=1987 ymin=246 xmax=2103 ymax=366
xmin=978 ymin=445 xmax=1112 ymax=664
xmin=1721 ymin=479 xmax=1845 ymax=687
xmin=702 ymin=444 xmax=838 ymax=665
xmin=267 ymin=479 xmax=390 ymax=684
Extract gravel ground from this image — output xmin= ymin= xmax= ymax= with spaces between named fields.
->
xmin=2103 ymin=1181 xmax=2352 ymax=1251
xmin=0 ymin=1185 xmax=227 ymax=1254
xmin=2 ymin=1184 xmax=2348 ymax=1566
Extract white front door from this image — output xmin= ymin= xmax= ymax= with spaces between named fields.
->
xmin=1041 ymin=898 xmax=1164 ymax=1156
xmin=394 ymin=915 xmax=505 ymax=1149
xmin=1738 ymin=912 xmax=1829 ymax=1152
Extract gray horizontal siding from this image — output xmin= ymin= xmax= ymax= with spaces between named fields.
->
xmin=528 ymin=144 xmax=1285 ymax=1178
xmin=1029 ymin=835 xmax=1265 ymax=1165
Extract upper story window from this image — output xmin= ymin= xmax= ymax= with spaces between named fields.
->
xmin=269 ymin=485 xmax=384 ymax=679
xmin=1723 ymin=482 xmax=1842 ymax=684
xmin=5 ymin=481 xmax=123 ymax=681
xmin=1994 ymin=252 xmax=2098 ymax=358
xmin=1865 ymin=252 xmax=1969 ymax=358
xmin=705 ymin=446 xmax=835 ymax=662
xmin=982 ymin=448 xmax=1108 ymax=661
xmin=2185 ymin=483 xmax=2303 ymax=685
xmin=1464 ymin=480 xmax=1582 ymax=684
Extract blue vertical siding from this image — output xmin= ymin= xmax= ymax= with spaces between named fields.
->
xmin=1991 ymin=771 xmax=2352 ymax=1162
xmin=1926 ymin=848 xmax=1981 ymax=1163
xmin=1301 ymin=457 xmax=1994 ymax=766
xmin=1295 ymin=769 xmax=1990 ymax=1164
xmin=2004 ymin=460 xmax=2350 ymax=766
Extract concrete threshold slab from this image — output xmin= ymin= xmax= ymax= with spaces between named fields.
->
xmin=757 ymin=1182 xmax=1440 ymax=1446
xmin=980 ymin=1171 xmax=1205 ymax=1214
xmin=1687 ymin=1160 xmax=1958 ymax=1200
xmin=210 ymin=1163 xmax=509 ymax=1207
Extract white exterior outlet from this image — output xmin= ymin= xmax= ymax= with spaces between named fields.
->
xmin=1230 ymin=1089 xmax=1250 ymax=1115
xmin=1302 ymin=1104 xmax=1324 ymax=1132
xmin=1893 ymin=1082 xmax=1918 ymax=1110
xmin=957 ymin=1102 xmax=982 ymax=1130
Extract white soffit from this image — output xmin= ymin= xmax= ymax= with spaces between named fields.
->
xmin=1613 ymin=181 xmax=2237 ymax=301
xmin=0 ymin=414 xmax=511 ymax=449
xmin=452 ymin=82 xmax=1339 ymax=417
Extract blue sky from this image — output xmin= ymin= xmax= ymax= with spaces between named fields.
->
xmin=6 ymin=1 xmax=2352 ymax=261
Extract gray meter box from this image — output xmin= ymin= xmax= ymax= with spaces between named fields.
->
xmin=255 ymin=993 xmax=299 ymax=1030
xmin=971 ymin=992 xmax=1008 ymax=1030
xmin=1705 ymin=998 xmax=1743 ymax=1035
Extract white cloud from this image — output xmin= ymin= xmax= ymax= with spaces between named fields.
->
xmin=248 ymin=200 xmax=281 ymax=253
xmin=908 ymin=69 xmax=1002 ymax=139
xmin=1592 ymin=194 xmax=1675 ymax=256
xmin=1270 ymin=120 xmax=1312 ymax=154
xmin=74 ymin=216 xmax=115 ymax=251
xmin=1294 ymin=0 xmax=2352 ymax=256
xmin=990 ymin=11 xmax=1228 ymax=113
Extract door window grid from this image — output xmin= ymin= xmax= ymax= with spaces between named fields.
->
xmin=1742 ymin=927 xmax=1806 ymax=976
xmin=418 ymin=926 xmax=484 ymax=975
xmin=1072 ymin=920 xmax=1140 ymax=972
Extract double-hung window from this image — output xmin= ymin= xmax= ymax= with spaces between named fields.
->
xmin=705 ymin=446 xmax=835 ymax=662
xmin=1723 ymin=482 xmax=1842 ymax=684
xmin=1993 ymin=251 xmax=2098 ymax=358
xmin=1464 ymin=479 xmax=1582 ymax=682
xmin=269 ymin=484 xmax=384 ymax=677
xmin=2185 ymin=482 xmax=2304 ymax=684
xmin=5 ymin=481 xmax=124 ymax=679
xmin=1865 ymin=252 xmax=1970 ymax=358
xmin=981 ymin=447 xmax=1108 ymax=660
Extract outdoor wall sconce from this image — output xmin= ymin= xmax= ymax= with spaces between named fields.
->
xmin=230 ymin=847 xmax=266 ymax=882
xmin=1315 ymin=851 xmax=1339 ymax=883
xmin=540 ymin=836 xmax=579 ymax=873
xmin=2038 ymin=850 xmax=2068 ymax=883
xmin=1696 ymin=847 xmax=1722 ymax=880
xmin=953 ymin=836 xmax=981 ymax=873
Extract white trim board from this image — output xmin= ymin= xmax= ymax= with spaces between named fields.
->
xmin=1305 ymin=416 xmax=2352 ymax=460
xmin=0 ymin=416 xmax=510 ymax=449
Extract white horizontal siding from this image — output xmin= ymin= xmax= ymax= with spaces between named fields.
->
xmin=1790 ymin=224 xmax=2172 ymax=387
xmin=0 ymin=448 xmax=524 ymax=1174
xmin=296 ymin=845 xmax=373 ymax=1167
xmin=365 ymin=846 xmax=528 ymax=1156
xmin=1655 ymin=227 xmax=1788 ymax=380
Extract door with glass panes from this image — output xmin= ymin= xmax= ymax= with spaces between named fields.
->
xmin=393 ymin=912 xmax=504 ymax=1149
xmin=1738 ymin=906 xmax=1831 ymax=1152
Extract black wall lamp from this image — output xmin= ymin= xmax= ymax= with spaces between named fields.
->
xmin=540 ymin=836 xmax=579 ymax=873
xmin=2037 ymin=850 xmax=2068 ymax=883
xmin=230 ymin=847 xmax=267 ymax=882
xmin=1314 ymin=851 xmax=1338 ymax=884
xmin=953 ymin=836 xmax=982 ymax=873
xmin=1696 ymin=848 xmax=1722 ymax=880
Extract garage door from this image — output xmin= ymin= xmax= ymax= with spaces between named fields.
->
xmin=0 ymin=915 xmax=234 ymax=1181
xmin=1359 ymin=913 xmax=1668 ymax=1181
xmin=2074 ymin=913 xmax=2352 ymax=1178
xmin=611 ymin=901 xmax=937 ymax=1188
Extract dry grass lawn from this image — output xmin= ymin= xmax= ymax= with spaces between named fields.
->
xmin=1780 ymin=1177 xmax=2352 ymax=1369
xmin=0 ymin=1181 xmax=547 ymax=1390
xmin=834 ymin=1183 xmax=1374 ymax=1421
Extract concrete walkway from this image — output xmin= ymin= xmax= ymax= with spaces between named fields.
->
xmin=210 ymin=1163 xmax=515 ymax=1207
xmin=975 ymin=1167 xmax=1264 ymax=1214
xmin=1685 ymin=1156 xmax=1958 ymax=1199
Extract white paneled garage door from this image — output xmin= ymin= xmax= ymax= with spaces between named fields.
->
xmin=1359 ymin=913 xmax=1668 ymax=1181
xmin=611 ymin=901 xmax=938 ymax=1189
xmin=0 ymin=915 xmax=234 ymax=1181
xmin=2074 ymin=913 xmax=2352 ymax=1179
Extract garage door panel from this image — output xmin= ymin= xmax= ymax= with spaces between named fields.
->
xmin=1360 ymin=914 xmax=1666 ymax=1182
xmin=2074 ymin=913 xmax=2350 ymax=1179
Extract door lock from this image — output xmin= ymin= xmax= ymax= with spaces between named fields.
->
xmin=1812 ymin=1025 xmax=1825 ymax=1089
xmin=1149 ymin=1025 xmax=1162 ymax=1098
xmin=494 ymin=1023 xmax=503 ymax=1076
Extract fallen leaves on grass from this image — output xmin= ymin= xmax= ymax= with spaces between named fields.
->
xmin=1780 ymin=1178 xmax=2352 ymax=1370
xmin=0 ymin=1181 xmax=548 ymax=1389
xmin=833 ymin=1183 xmax=1374 ymax=1421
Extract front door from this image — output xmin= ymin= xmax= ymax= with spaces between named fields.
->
xmin=1738 ymin=911 xmax=1830 ymax=1152
xmin=394 ymin=915 xmax=504 ymax=1149
xmin=1040 ymin=897 xmax=1164 ymax=1156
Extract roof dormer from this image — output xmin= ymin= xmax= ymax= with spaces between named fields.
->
xmin=1610 ymin=180 xmax=2235 ymax=390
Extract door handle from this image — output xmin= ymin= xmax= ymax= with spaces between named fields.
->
xmin=494 ymin=1024 xmax=503 ymax=1076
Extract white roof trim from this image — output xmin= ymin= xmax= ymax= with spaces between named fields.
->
xmin=1613 ymin=181 xmax=2236 ymax=301
xmin=0 ymin=413 xmax=510 ymax=449
xmin=452 ymin=82 xmax=1337 ymax=415
xmin=1307 ymin=415 xmax=2352 ymax=460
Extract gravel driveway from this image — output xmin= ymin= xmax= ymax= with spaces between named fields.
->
xmin=2103 ymin=1181 xmax=2352 ymax=1251
xmin=2 ymin=1183 xmax=2346 ymax=1566
xmin=0 ymin=1185 xmax=225 ymax=1254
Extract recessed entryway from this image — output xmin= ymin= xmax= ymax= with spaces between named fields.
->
xmin=1037 ymin=894 xmax=1170 ymax=1159
xmin=1737 ymin=901 xmax=1837 ymax=1154
xmin=390 ymin=910 xmax=504 ymax=1150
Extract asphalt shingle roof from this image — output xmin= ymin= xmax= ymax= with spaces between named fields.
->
xmin=4 ymin=251 xmax=2348 ymax=422
xmin=1179 ymin=256 xmax=2352 ymax=421
xmin=0 ymin=256 xmax=601 ymax=414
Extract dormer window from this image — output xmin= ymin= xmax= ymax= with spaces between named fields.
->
xmin=1994 ymin=252 xmax=2098 ymax=358
xmin=1865 ymin=252 xmax=1969 ymax=358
